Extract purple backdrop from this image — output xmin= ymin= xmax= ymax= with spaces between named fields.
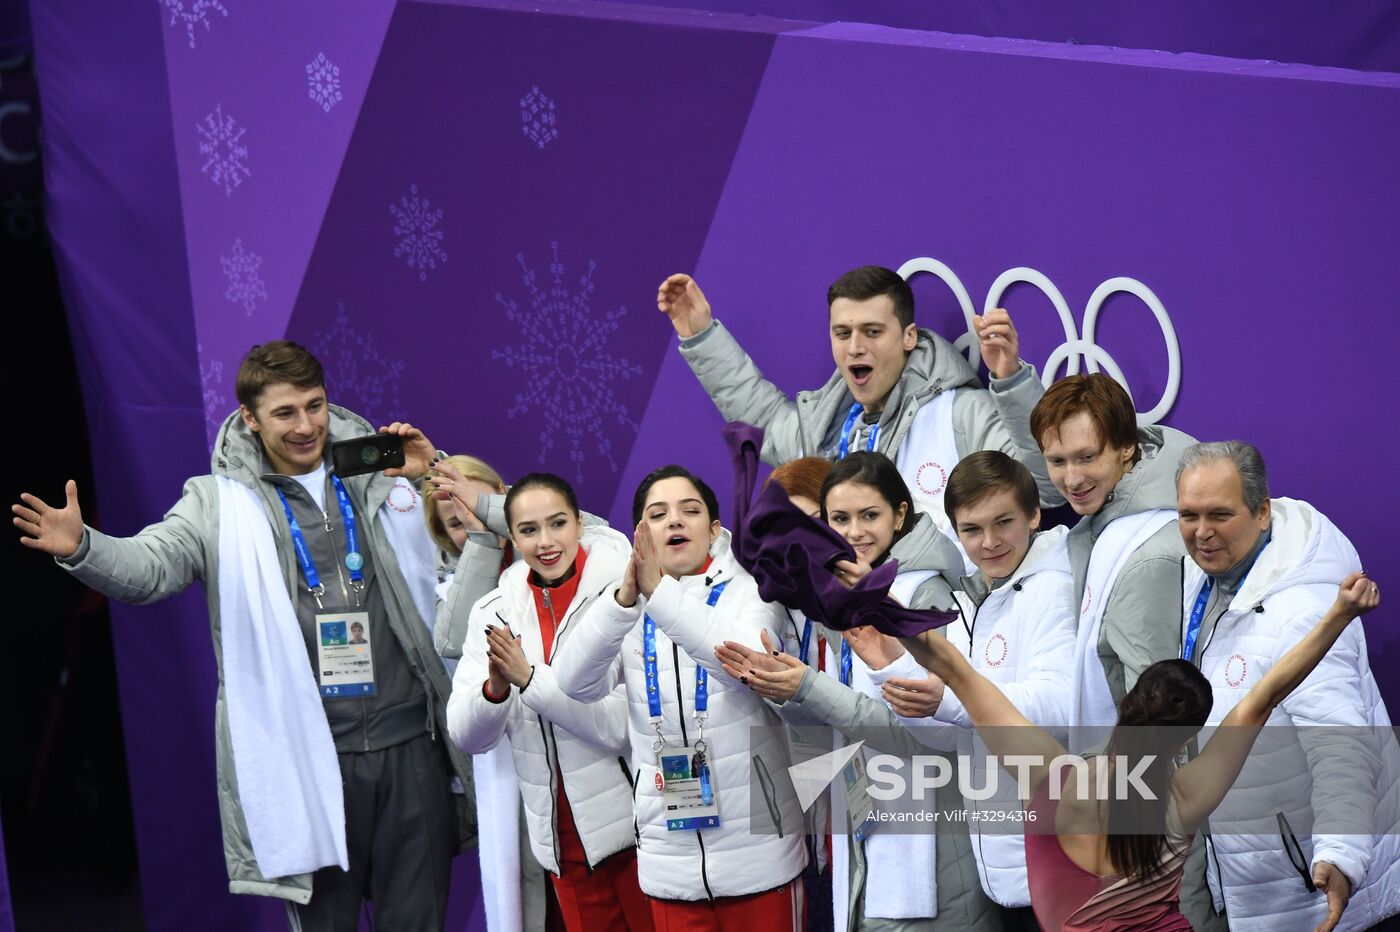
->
xmin=30 ymin=0 xmax=1400 ymax=928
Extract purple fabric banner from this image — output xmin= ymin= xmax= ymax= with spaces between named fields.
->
xmin=31 ymin=0 xmax=1400 ymax=928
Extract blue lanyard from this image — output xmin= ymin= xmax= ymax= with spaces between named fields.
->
xmin=276 ymin=474 xmax=364 ymax=602
xmin=644 ymin=580 xmax=729 ymax=721
xmin=837 ymin=402 xmax=879 ymax=459
xmin=839 ymin=639 xmax=853 ymax=688
xmin=798 ymin=618 xmax=814 ymax=666
xmin=1182 ymin=576 xmax=1213 ymax=662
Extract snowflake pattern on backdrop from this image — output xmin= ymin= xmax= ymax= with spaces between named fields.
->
xmin=197 ymin=104 xmax=250 ymax=196
xmin=311 ymin=305 xmax=406 ymax=428
xmin=390 ymin=184 xmax=446 ymax=282
xmin=164 ymin=0 xmax=229 ymax=49
xmin=306 ymin=53 xmax=343 ymax=113
xmin=198 ymin=344 xmax=228 ymax=443
xmin=493 ymin=243 xmax=643 ymax=479
xmin=220 ymin=239 xmax=267 ymax=315
xmin=519 ymin=87 xmax=558 ymax=150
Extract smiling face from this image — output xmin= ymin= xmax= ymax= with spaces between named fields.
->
xmin=642 ymin=476 xmax=721 ymax=578
xmin=953 ymin=488 xmax=1040 ymax=580
xmin=829 ymin=295 xmax=917 ymax=413
xmin=1177 ymin=460 xmax=1271 ymax=576
xmin=824 ymin=480 xmax=908 ymax=565
xmin=1040 ymin=411 xmax=1137 ymax=516
xmin=240 ymin=382 xmax=330 ymax=476
xmin=508 ymin=487 xmax=582 ymax=582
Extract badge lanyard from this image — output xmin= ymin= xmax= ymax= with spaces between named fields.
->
xmin=644 ymin=580 xmax=729 ymax=749
xmin=839 ymin=638 xmax=853 ymax=688
xmin=837 ymin=402 xmax=880 ymax=459
xmin=277 ymin=474 xmax=365 ymax=609
xmin=798 ymin=618 xmax=815 ymax=666
xmin=1182 ymin=542 xmax=1268 ymax=662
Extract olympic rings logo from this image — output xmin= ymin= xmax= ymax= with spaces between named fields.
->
xmin=897 ymin=258 xmax=1182 ymax=426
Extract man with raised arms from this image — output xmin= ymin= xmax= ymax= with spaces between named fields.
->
xmin=657 ymin=267 xmax=1062 ymax=521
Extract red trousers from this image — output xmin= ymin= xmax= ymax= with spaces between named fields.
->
xmin=552 ymin=784 xmax=653 ymax=931
xmin=648 ymin=879 xmax=804 ymax=932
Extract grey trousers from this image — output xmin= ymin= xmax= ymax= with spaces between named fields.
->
xmin=289 ymin=733 xmax=457 ymax=932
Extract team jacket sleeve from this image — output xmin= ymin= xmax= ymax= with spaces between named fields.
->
xmin=57 ymin=476 xmax=213 ymax=604
xmin=519 ymin=660 xmax=630 ymax=754
xmin=445 ymin=592 xmax=514 ymax=754
xmin=953 ymin=368 xmax=1063 ymax=507
xmin=678 ymin=319 xmax=806 ymax=465
xmin=551 ymin=587 xmax=636 ymax=703
xmin=645 ymin=575 xmax=789 ymax=690
xmin=433 ymin=533 xmax=504 ymax=659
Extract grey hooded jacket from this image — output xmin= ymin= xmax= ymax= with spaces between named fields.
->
xmin=678 ymin=319 xmax=1063 ymax=507
xmin=57 ymin=406 xmax=475 ymax=903
xmin=1066 ymin=424 xmax=1197 ymax=705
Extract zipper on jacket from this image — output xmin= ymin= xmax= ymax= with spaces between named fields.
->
xmin=539 ymin=713 xmax=563 ymax=875
xmin=548 ymin=721 xmax=599 ymax=873
xmin=632 ymin=767 xmax=642 ymax=844
xmin=694 ymin=830 xmax=715 ymax=900
xmin=671 ymin=643 xmax=690 ymax=746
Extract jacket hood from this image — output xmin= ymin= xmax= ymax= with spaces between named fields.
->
xmin=1087 ymin=425 xmax=1196 ymax=536
xmin=888 ymin=511 xmax=966 ymax=578
xmin=1229 ymin=498 xmax=1361 ymax=609
xmin=210 ymin=403 xmax=375 ymax=486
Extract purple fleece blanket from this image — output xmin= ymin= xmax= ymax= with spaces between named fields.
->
xmin=723 ymin=423 xmax=956 ymax=638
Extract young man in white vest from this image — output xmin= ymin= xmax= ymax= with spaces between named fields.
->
xmin=1175 ymin=441 xmax=1400 ymax=932
xmin=12 ymin=341 xmax=474 ymax=931
xmin=657 ymin=267 xmax=1062 ymax=523
xmin=1029 ymin=372 xmax=1222 ymax=932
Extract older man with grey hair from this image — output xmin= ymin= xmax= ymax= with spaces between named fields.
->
xmin=1175 ymin=441 xmax=1400 ymax=931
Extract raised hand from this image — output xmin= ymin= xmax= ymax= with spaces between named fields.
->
xmin=842 ymin=625 xmax=905 ymax=671
xmin=427 ymin=460 xmax=487 ymax=533
xmin=656 ymin=274 xmax=713 ymax=339
xmin=717 ymin=629 xmax=806 ymax=702
xmin=973 ymin=307 xmax=1021 ymax=380
xmin=379 ymin=422 xmax=436 ymax=480
xmin=1333 ymin=571 xmax=1380 ymax=620
xmin=831 ymin=558 xmax=873 ymax=590
xmin=616 ymin=551 xmax=640 ymax=608
xmin=881 ymin=673 xmax=946 ymax=719
xmin=633 ymin=521 xmax=663 ymax=598
xmin=13 ymin=480 xmax=85 ymax=559
xmin=486 ymin=623 xmax=533 ymax=689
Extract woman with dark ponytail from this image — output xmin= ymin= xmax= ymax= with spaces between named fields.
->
xmin=897 ymin=573 xmax=1380 ymax=931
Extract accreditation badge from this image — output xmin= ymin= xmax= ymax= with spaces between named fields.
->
xmin=316 ymin=611 xmax=376 ymax=698
xmin=842 ymin=749 xmax=876 ymax=842
xmin=659 ymin=744 xmax=721 ymax=831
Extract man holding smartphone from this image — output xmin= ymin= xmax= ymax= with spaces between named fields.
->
xmin=12 ymin=341 xmax=473 ymax=931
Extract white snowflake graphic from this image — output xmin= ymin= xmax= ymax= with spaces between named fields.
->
xmin=164 ymin=0 xmax=229 ymax=49
xmin=311 ymin=305 xmax=406 ymax=427
xmin=220 ymin=238 xmax=267 ymax=315
xmin=493 ymin=243 xmax=643 ymax=478
xmin=198 ymin=344 xmax=228 ymax=443
xmin=306 ymin=52 xmax=342 ymax=113
xmin=390 ymin=184 xmax=446 ymax=282
xmin=520 ymin=87 xmax=558 ymax=150
xmin=197 ymin=104 xmax=250 ymax=196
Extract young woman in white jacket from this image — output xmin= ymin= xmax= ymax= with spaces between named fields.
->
xmin=874 ymin=451 xmax=1075 ymax=927
xmin=551 ymin=465 xmax=807 ymax=930
xmin=721 ymin=452 xmax=997 ymax=932
xmin=445 ymin=472 xmax=652 ymax=932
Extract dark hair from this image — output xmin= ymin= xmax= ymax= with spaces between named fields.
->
xmin=943 ymin=451 xmax=1039 ymax=526
xmin=1029 ymin=373 xmax=1141 ymax=467
xmin=236 ymin=341 xmax=325 ymax=410
xmin=765 ymin=456 xmax=833 ymax=504
xmin=1104 ymin=659 xmax=1213 ymax=883
xmin=819 ymin=452 xmax=915 ymax=560
xmin=504 ymin=473 xmax=580 ymax=528
xmin=827 ymin=266 xmax=915 ymax=331
xmin=632 ymin=465 xmax=720 ymax=526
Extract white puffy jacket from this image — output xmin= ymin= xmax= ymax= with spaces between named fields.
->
xmin=552 ymin=530 xmax=808 ymax=900
xmin=1182 ymin=498 xmax=1400 ymax=930
xmin=446 ymin=527 xmax=636 ymax=876
xmin=868 ymin=528 xmax=1076 ymax=908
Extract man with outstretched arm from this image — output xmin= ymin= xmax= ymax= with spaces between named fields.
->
xmin=657 ymin=267 xmax=1062 ymax=521
xmin=13 ymin=341 xmax=474 ymax=931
